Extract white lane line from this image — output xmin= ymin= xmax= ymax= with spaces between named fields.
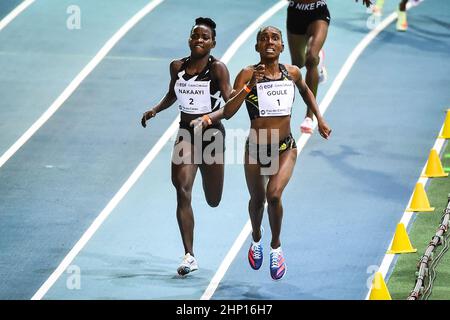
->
xmin=30 ymin=0 xmax=165 ymax=300
xmin=0 ymin=0 xmax=165 ymax=170
xmin=201 ymin=3 xmax=409 ymax=301
xmin=363 ymin=1 xmax=427 ymax=300
xmin=30 ymin=0 xmax=286 ymax=300
xmin=0 ymin=0 xmax=35 ymax=32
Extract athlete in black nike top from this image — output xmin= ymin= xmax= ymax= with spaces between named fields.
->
xmin=287 ymin=0 xmax=371 ymax=133
xmin=141 ymin=17 xmax=232 ymax=277
xmin=193 ymin=26 xmax=331 ymax=280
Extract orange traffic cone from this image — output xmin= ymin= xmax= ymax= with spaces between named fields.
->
xmin=387 ymin=223 xmax=417 ymax=254
xmin=422 ymin=149 xmax=448 ymax=178
xmin=406 ymin=183 xmax=435 ymax=212
xmin=369 ymin=272 xmax=392 ymax=300
xmin=438 ymin=110 xmax=450 ymax=139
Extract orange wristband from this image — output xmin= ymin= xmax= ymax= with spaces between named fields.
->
xmin=202 ymin=115 xmax=213 ymax=126
xmin=243 ymin=84 xmax=252 ymax=93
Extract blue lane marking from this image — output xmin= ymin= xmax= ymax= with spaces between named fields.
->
xmin=2 ymin=0 xmax=449 ymax=301
xmin=0 ymin=0 xmax=23 ymax=21
xmin=0 ymin=0 xmax=161 ymax=299
xmin=0 ymin=0 xmax=151 ymax=157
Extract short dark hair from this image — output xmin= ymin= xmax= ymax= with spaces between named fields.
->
xmin=256 ymin=26 xmax=283 ymax=42
xmin=192 ymin=17 xmax=217 ymax=39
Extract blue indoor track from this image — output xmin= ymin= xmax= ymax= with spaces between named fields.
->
xmin=0 ymin=0 xmax=449 ymax=300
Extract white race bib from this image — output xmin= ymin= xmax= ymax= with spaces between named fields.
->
xmin=175 ymin=78 xmax=212 ymax=114
xmin=256 ymin=80 xmax=295 ymax=117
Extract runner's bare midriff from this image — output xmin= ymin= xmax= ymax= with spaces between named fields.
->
xmin=249 ymin=117 xmax=292 ymax=144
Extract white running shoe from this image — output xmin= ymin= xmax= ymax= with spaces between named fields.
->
xmin=300 ymin=117 xmax=314 ymax=134
xmin=318 ymin=65 xmax=328 ymax=84
xmin=177 ymin=253 xmax=198 ymax=276
xmin=318 ymin=50 xmax=327 ymax=84
xmin=371 ymin=5 xmax=383 ymax=17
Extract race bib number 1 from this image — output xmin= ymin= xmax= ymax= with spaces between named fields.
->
xmin=256 ymin=80 xmax=294 ymax=117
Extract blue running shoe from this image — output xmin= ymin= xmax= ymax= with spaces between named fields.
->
xmin=248 ymin=227 xmax=264 ymax=270
xmin=270 ymin=247 xmax=287 ymax=280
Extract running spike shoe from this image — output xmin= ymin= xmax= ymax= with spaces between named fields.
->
xmin=177 ymin=253 xmax=198 ymax=276
xmin=270 ymin=247 xmax=287 ymax=281
xmin=318 ymin=65 xmax=328 ymax=84
xmin=396 ymin=11 xmax=408 ymax=31
xmin=318 ymin=50 xmax=328 ymax=84
xmin=248 ymin=226 xmax=264 ymax=270
xmin=300 ymin=117 xmax=314 ymax=134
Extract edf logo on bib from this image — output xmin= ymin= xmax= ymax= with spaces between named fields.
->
xmin=256 ymin=80 xmax=295 ymax=117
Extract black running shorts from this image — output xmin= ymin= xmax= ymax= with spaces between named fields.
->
xmin=287 ymin=0 xmax=331 ymax=35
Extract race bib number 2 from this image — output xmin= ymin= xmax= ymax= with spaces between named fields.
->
xmin=175 ymin=80 xmax=212 ymax=114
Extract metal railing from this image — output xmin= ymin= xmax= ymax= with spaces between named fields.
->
xmin=407 ymin=194 xmax=450 ymax=300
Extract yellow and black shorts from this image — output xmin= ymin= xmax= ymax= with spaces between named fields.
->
xmin=245 ymin=133 xmax=297 ymax=167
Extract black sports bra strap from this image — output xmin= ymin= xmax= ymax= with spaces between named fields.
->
xmin=279 ymin=64 xmax=290 ymax=79
xmin=255 ymin=63 xmax=290 ymax=81
xmin=198 ymin=56 xmax=214 ymax=78
xmin=179 ymin=56 xmax=190 ymax=71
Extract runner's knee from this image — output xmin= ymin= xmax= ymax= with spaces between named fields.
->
xmin=173 ymin=183 xmax=192 ymax=206
xmin=305 ymin=52 xmax=320 ymax=69
xmin=266 ymin=188 xmax=282 ymax=206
